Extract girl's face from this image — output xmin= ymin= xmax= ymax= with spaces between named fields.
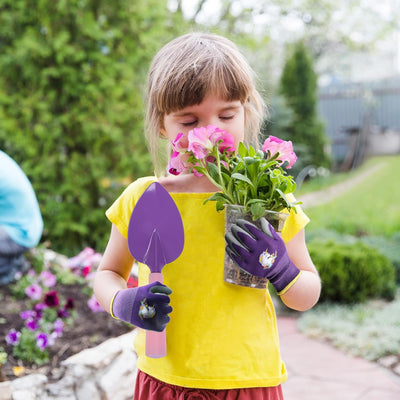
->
xmin=162 ymin=93 xmax=245 ymax=148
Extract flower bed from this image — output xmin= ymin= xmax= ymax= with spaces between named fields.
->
xmin=0 ymin=247 xmax=134 ymax=382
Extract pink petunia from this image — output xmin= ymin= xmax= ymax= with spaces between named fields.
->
xmin=209 ymin=128 xmax=235 ymax=154
xmin=20 ymin=310 xmax=36 ymax=320
xmin=82 ymin=266 xmax=91 ymax=277
xmin=39 ymin=270 xmax=57 ymax=287
xmin=171 ymin=132 xmax=189 ymax=152
xmin=88 ymin=294 xmax=104 ymax=313
xmin=53 ymin=319 xmax=64 ymax=337
xmin=25 ymin=284 xmax=43 ymax=301
xmin=262 ymin=136 xmax=297 ymax=169
xmin=67 ymin=247 xmax=95 ymax=269
xmin=188 ymin=126 xmax=215 ymax=159
xmin=167 ymin=151 xmax=190 ymax=176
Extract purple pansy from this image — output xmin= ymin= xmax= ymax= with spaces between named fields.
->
xmin=6 ymin=329 xmax=21 ymax=346
xmin=36 ymin=332 xmax=49 ymax=350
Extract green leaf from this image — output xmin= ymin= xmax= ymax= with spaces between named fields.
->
xmin=193 ymin=165 xmax=207 ymax=175
xmin=207 ymin=162 xmax=221 ymax=183
xmin=216 ymin=201 xmax=225 ymax=212
xmin=203 ymin=192 xmax=231 ymax=205
xmin=247 ymin=198 xmax=267 ymax=206
xmin=250 ymin=202 xmax=266 ymax=220
xmin=221 ymin=171 xmax=231 ymax=186
xmin=238 ymin=142 xmax=248 ymax=157
xmin=243 ymin=156 xmax=258 ymax=165
xmin=248 ymin=145 xmax=256 ymax=157
xmin=257 ymin=150 xmax=264 ymax=158
xmin=231 ymin=173 xmax=254 ymax=187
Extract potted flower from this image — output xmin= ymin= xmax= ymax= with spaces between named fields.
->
xmin=167 ymin=125 xmax=299 ymax=288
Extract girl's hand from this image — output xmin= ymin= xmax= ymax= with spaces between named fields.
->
xmin=110 ymin=281 xmax=172 ymax=332
xmin=225 ymin=218 xmax=301 ymax=294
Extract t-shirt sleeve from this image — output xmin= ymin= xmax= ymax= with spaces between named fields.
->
xmin=281 ymin=193 xmax=310 ymax=243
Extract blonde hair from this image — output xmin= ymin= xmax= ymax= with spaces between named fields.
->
xmin=145 ymin=32 xmax=265 ymax=175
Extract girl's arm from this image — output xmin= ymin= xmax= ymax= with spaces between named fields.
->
xmin=94 ymin=224 xmax=134 ymax=313
xmin=280 ymin=228 xmax=321 ymax=311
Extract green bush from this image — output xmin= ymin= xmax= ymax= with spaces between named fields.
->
xmin=308 ymin=240 xmax=396 ymax=303
xmin=278 ymin=41 xmax=331 ymax=170
xmin=361 ymin=234 xmax=400 ymax=284
xmin=0 ymin=0 xmax=184 ymax=255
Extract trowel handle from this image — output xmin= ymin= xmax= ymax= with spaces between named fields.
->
xmin=146 ymin=272 xmax=166 ymax=358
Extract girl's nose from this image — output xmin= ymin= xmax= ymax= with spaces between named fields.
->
xmin=201 ymin=117 xmax=219 ymax=127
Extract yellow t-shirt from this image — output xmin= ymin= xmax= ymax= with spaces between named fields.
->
xmin=106 ymin=176 xmax=309 ymax=390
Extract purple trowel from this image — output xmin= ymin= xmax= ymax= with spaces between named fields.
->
xmin=127 ymin=182 xmax=184 ymax=358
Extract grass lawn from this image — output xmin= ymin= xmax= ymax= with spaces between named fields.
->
xmin=300 ymin=155 xmax=400 ymax=237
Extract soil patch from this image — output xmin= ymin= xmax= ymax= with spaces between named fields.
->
xmin=0 ymin=282 xmax=132 ymax=382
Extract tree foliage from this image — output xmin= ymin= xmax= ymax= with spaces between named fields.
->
xmin=0 ymin=0 xmax=183 ymax=255
xmin=179 ymin=0 xmax=400 ymax=78
xmin=278 ymin=41 xmax=330 ymax=171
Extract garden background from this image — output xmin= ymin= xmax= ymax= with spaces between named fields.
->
xmin=1 ymin=0 xmax=400 ymax=387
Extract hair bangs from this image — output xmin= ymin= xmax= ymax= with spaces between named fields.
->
xmin=157 ymin=50 xmax=251 ymax=116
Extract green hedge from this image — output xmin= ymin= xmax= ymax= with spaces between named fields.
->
xmin=0 ymin=0 xmax=184 ymax=255
xmin=308 ymin=240 xmax=396 ymax=303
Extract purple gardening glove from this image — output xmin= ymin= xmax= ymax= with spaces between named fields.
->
xmin=225 ymin=218 xmax=301 ymax=294
xmin=111 ymin=281 xmax=172 ymax=332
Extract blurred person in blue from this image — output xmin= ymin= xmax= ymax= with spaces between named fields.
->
xmin=0 ymin=150 xmax=43 ymax=285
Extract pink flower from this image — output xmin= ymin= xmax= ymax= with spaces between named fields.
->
xmin=53 ymin=319 xmax=64 ymax=337
xmin=39 ymin=270 xmax=57 ymax=287
xmin=188 ymin=126 xmax=214 ymax=159
xmin=88 ymin=252 xmax=102 ymax=266
xmin=187 ymin=125 xmax=235 ymax=159
xmin=25 ymin=284 xmax=43 ymax=301
xmin=88 ymin=294 xmax=104 ymax=313
xmin=82 ymin=266 xmax=91 ymax=277
xmin=171 ymin=132 xmax=189 ymax=152
xmin=167 ymin=151 xmax=190 ymax=176
xmin=67 ymin=247 xmax=95 ymax=269
xmin=209 ymin=128 xmax=235 ymax=153
xmin=262 ymin=136 xmax=297 ymax=169
xmin=20 ymin=310 xmax=36 ymax=320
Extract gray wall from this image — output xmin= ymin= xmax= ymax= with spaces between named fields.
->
xmin=318 ymin=77 xmax=400 ymax=161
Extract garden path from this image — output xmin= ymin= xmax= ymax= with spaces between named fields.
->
xmin=279 ymin=316 xmax=400 ymax=400
xmin=298 ymin=161 xmax=386 ymax=208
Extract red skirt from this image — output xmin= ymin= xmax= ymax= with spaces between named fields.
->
xmin=134 ymin=370 xmax=284 ymax=400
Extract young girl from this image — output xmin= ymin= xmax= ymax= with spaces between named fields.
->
xmin=94 ymin=32 xmax=321 ymax=399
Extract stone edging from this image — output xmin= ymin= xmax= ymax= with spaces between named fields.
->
xmin=0 ymin=330 xmax=138 ymax=400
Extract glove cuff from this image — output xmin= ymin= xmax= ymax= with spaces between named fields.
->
xmin=110 ymin=290 xmax=121 ymax=319
xmin=110 ymin=288 xmax=137 ymax=323
xmin=276 ymin=270 xmax=302 ymax=296
xmin=269 ymin=260 xmax=301 ymax=294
